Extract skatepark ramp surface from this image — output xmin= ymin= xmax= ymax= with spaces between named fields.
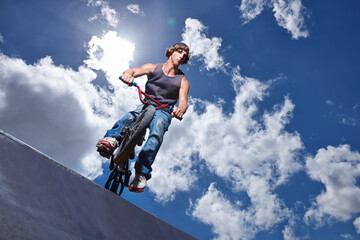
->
xmin=0 ymin=130 xmax=197 ymax=240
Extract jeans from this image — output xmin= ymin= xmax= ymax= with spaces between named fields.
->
xmin=104 ymin=104 xmax=172 ymax=180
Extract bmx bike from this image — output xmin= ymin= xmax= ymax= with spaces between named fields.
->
xmin=103 ymin=77 xmax=175 ymax=196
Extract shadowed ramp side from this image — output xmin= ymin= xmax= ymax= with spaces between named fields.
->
xmin=0 ymin=130 xmax=197 ymax=240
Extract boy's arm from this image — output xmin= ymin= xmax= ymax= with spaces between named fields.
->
xmin=171 ymin=76 xmax=190 ymax=119
xmin=121 ymin=63 xmax=156 ymax=84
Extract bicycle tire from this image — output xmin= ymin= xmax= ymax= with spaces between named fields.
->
xmin=113 ymin=105 xmax=156 ymax=165
xmin=104 ymin=171 xmax=116 ymax=190
xmin=110 ymin=176 xmax=121 ymax=193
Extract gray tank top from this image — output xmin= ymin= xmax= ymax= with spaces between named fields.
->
xmin=145 ymin=64 xmax=183 ymax=107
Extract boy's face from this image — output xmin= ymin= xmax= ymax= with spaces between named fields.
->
xmin=172 ymin=48 xmax=188 ymax=65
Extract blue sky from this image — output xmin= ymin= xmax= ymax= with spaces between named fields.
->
xmin=1 ymin=0 xmax=360 ymax=239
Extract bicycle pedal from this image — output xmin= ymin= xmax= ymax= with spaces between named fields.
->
xmin=98 ymin=151 xmax=112 ymax=159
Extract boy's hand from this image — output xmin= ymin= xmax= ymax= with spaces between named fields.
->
xmin=121 ymin=70 xmax=135 ymax=85
xmin=171 ymin=107 xmax=185 ymax=120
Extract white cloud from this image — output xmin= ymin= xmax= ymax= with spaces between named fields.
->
xmin=127 ymin=4 xmax=145 ymax=16
xmin=325 ymin=100 xmax=359 ymax=126
xmin=341 ymin=117 xmax=358 ymax=126
xmin=273 ymin=0 xmax=309 ymax=39
xmin=283 ymin=228 xmax=298 ymax=240
xmin=189 ymin=183 xmax=257 ymax=240
xmin=304 ymin=145 xmax=360 ymax=226
xmin=189 ymin=183 xmax=295 ymax=240
xmin=0 ymin=31 xmax=138 ymax=180
xmin=181 ymin=18 xmax=224 ymax=70
xmin=239 ymin=0 xmax=269 ymax=23
xmin=0 ymin=54 xmax=101 ymax=178
xmin=84 ymin=31 xmax=135 ymax=84
xmin=341 ymin=233 xmax=354 ymax=240
xmin=283 ymin=225 xmax=300 ymax=240
xmin=0 ymin=33 xmax=3 ymax=43
xmin=326 ymin=99 xmax=334 ymax=105
xmin=87 ymin=0 xmax=119 ymax=28
xmin=192 ymin=67 xmax=303 ymax=189
xmin=282 ymin=213 xmax=303 ymax=240
xmin=354 ymin=217 xmax=360 ymax=234
xmin=238 ymin=0 xmax=309 ymax=39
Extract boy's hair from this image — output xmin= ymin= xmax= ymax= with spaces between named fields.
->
xmin=165 ymin=42 xmax=191 ymax=65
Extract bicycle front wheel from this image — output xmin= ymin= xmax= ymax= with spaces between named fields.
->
xmin=113 ymin=105 xmax=156 ymax=165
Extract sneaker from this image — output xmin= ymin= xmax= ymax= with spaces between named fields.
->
xmin=96 ymin=137 xmax=119 ymax=158
xmin=129 ymin=173 xmax=147 ymax=193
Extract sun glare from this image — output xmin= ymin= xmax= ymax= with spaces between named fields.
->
xmin=85 ymin=31 xmax=135 ymax=85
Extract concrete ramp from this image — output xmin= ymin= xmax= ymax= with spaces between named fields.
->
xmin=0 ymin=130 xmax=196 ymax=240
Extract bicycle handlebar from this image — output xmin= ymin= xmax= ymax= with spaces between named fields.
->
xmin=119 ymin=76 xmax=182 ymax=120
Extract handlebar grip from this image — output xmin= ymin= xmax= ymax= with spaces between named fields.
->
xmin=119 ymin=75 xmax=137 ymax=86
